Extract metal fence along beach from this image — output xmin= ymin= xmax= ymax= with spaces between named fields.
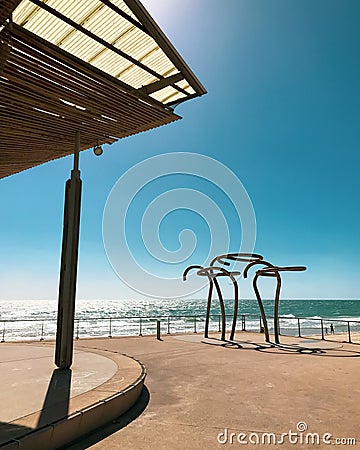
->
xmin=1 ymin=313 xmax=360 ymax=344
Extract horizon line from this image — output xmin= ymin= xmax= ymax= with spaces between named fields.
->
xmin=1 ymin=298 xmax=359 ymax=301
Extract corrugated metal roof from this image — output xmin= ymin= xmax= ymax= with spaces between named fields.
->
xmin=0 ymin=0 xmax=206 ymax=178
xmin=10 ymin=0 xmax=206 ymax=105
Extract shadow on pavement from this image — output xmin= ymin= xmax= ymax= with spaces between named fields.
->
xmin=64 ymin=385 xmax=150 ymax=450
xmin=0 ymin=422 xmax=33 ymax=445
xmin=37 ymin=368 xmax=72 ymax=427
xmin=203 ymin=336 xmax=360 ymax=358
xmin=0 ymin=368 xmax=72 ymax=445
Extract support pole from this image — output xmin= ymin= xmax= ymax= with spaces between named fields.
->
xmin=55 ymin=132 xmax=82 ymax=369
xmin=347 ymin=321 xmax=352 ymax=344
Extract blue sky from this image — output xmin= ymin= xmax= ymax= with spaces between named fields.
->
xmin=0 ymin=0 xmax=359 ymax=300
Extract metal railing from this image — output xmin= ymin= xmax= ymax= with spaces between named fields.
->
xmin=1 ymin=314 xmax=360 ymax=343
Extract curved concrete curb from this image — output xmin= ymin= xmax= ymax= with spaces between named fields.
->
xmin=0 ymin=350 xmax=146 ymax=450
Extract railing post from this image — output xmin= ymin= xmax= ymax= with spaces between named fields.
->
xmin=194 ymin=316 xmax=197 ymax=334
xmin=1 ymin=322 xmax=5 ymax=342
xmin=348 ymin=321 xmax=352 ymax=343
xmin=297 ymin=318 xmax=301 ymax=338
xmin=321 ymin=319 xmax=324 ymax=340
xmin=139 ymin=318 xmax=142 ymax=336
xmin=156 ymin=320 xmax=161 ymax=340
xmin=76 ymin=319 xmax=79 ymax=340
xmin=167 ymin=316 xmax=170 ymax=334
xmin=109 ymin=318 xmax=112 ymax=338
xmin=242 ymin=315 xmax=245 ymax=331
xmin=40 ymin=321 xmax=44 ymax=341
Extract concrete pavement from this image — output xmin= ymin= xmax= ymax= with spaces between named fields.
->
xmin=70 ymin=332 xmax=360 ymax=449
xmin=1 ymin=332 xmax=360 ymax=449
xmin=0 ymin=342 xmax=145 ymax=449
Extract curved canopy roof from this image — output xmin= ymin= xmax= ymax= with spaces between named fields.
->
xmin=0 ymin=0 xmax=206 ymax=178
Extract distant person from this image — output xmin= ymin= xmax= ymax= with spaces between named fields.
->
xmin=325 ymin=327 xmax=328 ymax=335
xmin=330 ymin=323 xmax=334 ymax=334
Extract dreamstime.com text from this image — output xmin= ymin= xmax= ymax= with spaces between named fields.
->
xmin=217 ymin=422 xmax=356 ymax=446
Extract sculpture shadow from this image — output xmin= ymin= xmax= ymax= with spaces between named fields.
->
xmin=202 ymin=336 xmax=360 ymax=358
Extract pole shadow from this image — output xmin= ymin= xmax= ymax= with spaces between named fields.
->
xmin=37 ymin=368 xmax=72 ymax=427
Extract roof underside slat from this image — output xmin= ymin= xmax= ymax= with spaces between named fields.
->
xmin=0 ymin=0 xmax=206 ymax=178
xmin=0 ymin=25 xmax=180 ymax=178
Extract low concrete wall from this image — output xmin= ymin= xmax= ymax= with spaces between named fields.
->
xmin=1 ymin=353 xmax=146 ymax=450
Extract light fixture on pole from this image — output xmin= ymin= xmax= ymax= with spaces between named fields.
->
xmin=93 ymin=139 xmax=103 ymax=156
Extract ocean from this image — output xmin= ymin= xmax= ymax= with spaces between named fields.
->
xmin=0 ymin=298 xmax=359 ymax=342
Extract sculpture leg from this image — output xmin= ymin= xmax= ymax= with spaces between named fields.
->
xmin=273 ymin=273 xmax=282 ymax=344
xmin=214 ymin=278 xmax=226 ymax=341
xmin=253 ymin=274 xmax=270 ymax=343
xmin=204 ymin=280 xmax=213 ymax=338
xmin=229 ymin=279 xmax=239 ymax=341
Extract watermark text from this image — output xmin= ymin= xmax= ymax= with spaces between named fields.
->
xmin=217 ymin=422 xmax=356 ymax=446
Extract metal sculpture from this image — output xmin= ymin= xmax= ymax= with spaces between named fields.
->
xmin=252 ymin=266 xmax=307 ymax=344
xmin=184 ymin=253 xmax=306 ymax=344
xmin=183 ymin=253 xmax=263 ymax=341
